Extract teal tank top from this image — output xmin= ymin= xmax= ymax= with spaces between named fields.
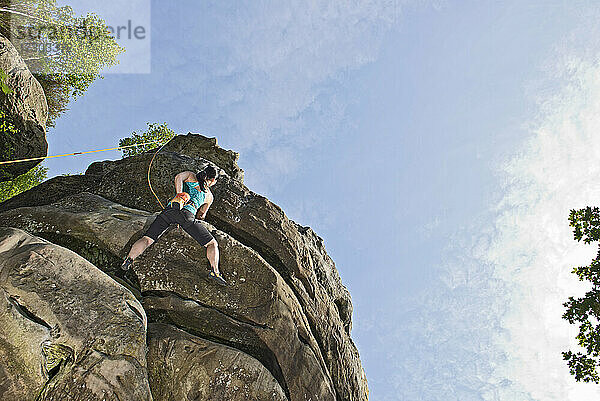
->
xmin=169 ymin=181 xmax=206 ymax=215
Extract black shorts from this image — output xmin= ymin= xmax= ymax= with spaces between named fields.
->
xmin=144 ymin=204 xmax=214 ymax=246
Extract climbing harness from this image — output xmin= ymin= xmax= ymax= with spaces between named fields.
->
xmin=168 ymin=192 xmax=191 ymax=210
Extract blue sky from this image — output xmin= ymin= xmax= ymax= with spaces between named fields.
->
xmin=48 ymin=1 xmax=600 ymax=399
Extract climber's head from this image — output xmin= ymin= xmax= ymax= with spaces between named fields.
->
xmin=196 ymin=165 xmax=218 ymax=191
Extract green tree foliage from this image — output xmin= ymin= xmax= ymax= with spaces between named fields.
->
xmin=0 ymin=108 xmax=19 ymax=177
xmin=563 ymin=206 xmax=600 ymax=382
xmin=0 ymin=66 xmax=13 ymax=94
xmin=35 ymin=72 xmax=69 ymax=126
xmin=0 ymin=108 xmax=18 ymax=135
xmin=0 ymin=163 xmax=47 ymax=202
xmin=119 ymin=122 xmax=176 ymax=158
xmin=0 ymin=0 xmax=124 ymax=127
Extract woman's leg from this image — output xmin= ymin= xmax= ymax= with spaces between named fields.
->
xmin=205 ymin=238 xmax=220 ymax=274
xmin=122 ymin=210 xmax=172 ymax=270
xmin=127 ymin=235 xmax=155 ymax=260
xmin=178 ymin=212 xmax=222 ymax=276
xmin=205 ymin=238 xmax=226 ymax=285
xmin=122 ymin=235 xmax=156 ymax=270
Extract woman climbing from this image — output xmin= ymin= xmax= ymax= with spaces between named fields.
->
xmin=120 ymin=165 xmax=227 ymax=286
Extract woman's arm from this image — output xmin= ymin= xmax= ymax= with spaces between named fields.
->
xmin=174 ymin=171 xmax=195 ymax=193
xmin=197 ymin=190 xmax=214 ymax=220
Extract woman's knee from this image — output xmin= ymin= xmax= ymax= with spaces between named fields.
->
xmin=142 ymin=235 xmax=155 ymax=247
xmin=205 ymin=238 xmax=218 ymax=249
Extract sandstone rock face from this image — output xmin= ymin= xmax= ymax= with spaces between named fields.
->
xmin=161 ymin=133 xmax=245 ymax=183
xmin=148 ymin=323 xmax=287 ymax=400
xmin=0 ymin=192 xmax=337 ymax=400
xmin=0 ymin=227 xmax=151 ymax=401
xmin=0 ymin=134 xmax=369 ymax=401
xmin=0 ymin=34 xmax=48 ymax=182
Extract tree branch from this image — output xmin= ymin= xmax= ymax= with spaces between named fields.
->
xmin=0 ymin=7 xmax=49 ymax=24
xmin=23 ymin=54 xmax=61 ymax=61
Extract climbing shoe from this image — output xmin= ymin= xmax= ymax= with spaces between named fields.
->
xmin=208 ymin=270 xmax=228 ymax=286
xmin=120 ymin=256 xmax=133 ymax=271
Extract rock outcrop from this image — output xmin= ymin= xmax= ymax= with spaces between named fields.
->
xmin=0 ymin=227 xmax=151 ymax=400
xmin=0 ymin=33 xmax=48 ymax=182
xmin=147 ymin=323 xmax=288 ymax=400
xmin=0 ymin=134 xmax=368 ymax=401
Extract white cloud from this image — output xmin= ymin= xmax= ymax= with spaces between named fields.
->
xmin=360 ymin=8 xmax=600 ymax=400
xmin=481 ymin=34 xmax=600 ymax=400
xmin=204 ymin=0 xmax=412 ymax=193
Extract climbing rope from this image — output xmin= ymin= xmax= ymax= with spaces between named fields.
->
xmin=146 ymin=137 xmax=175 ymax=210
xmin=0 ymin=140 xmax=164 ymax=165
xmin=0 ymin=138 xmax=173 ymax=210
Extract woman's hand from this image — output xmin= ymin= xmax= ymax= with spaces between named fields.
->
xmin=201 ymin=191 xmax=214 ymax=219
xmin=197 ymin=205 xmax=208 ymax=220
